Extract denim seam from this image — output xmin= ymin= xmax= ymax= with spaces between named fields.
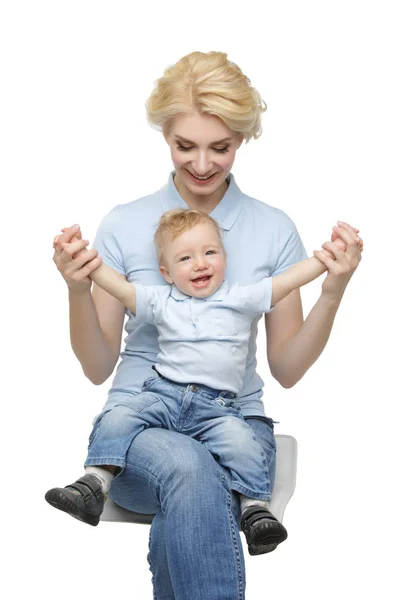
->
xmin=147 ymin=525 xmax=158 ymax=600
xmin=223 ymin=473 xmax=245 ymax=600
xmin=147 ymin=520 xmax=176 ymax=600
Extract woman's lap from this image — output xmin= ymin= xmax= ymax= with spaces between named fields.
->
xmin=108 ymin=417 xmax=275 ymax=600
xmin=108 ymin=416 xmax=276 ymax=515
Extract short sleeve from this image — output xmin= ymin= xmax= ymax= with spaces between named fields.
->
xmin=133 ymin=283 xmax=166 ymax=326
xmin=231 ymin=278 xmax=273 ymax=315
xmin=271 ymin=213 xmax=308 ymax=277
xmin=93 ymin=207 xmax=125 ymax=275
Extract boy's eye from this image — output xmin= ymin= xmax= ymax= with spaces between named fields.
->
xmin=205 ymin=250 xmax=216 ymax=255
xmin=179 ymin=256 xmax=190 ymax=262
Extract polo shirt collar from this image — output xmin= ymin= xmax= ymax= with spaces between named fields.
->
xmin=160 ymin=172 xmax=243 ymax=232
xmin=170 ymin=279 xmax=229 ymax=302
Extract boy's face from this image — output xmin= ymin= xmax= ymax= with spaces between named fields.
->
xmin=159 ymin=222 xmax=226 ymax=298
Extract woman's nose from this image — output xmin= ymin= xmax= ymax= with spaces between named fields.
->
xmin=192 ymin=151 xmax=212 ymax=175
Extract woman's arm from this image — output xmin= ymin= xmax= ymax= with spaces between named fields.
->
xmin=53 ymin=226 xmax=125 ymax=385
xmin=266 ymin=221 xmax=363 ymax=388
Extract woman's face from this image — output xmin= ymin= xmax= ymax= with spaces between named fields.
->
xmin=165 ymin=112 xmax=243 ymax=199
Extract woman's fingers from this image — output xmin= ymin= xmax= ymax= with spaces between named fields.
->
xmin=313 ymin=249 xmax=338 ymax=270
xmin=320 ymin=242 xmax=347 ymax=266
xmin=67 ymin=247 xmax=100 ymax=271
xmin=56 ymin=242 xmax=101 ymax=280
xmin=59 ymin=238 xmax=90 ymax=263
xmin=318 ymin=222 xmax=363 ymax=299
xmin=330 ymin=222 xmax=363 ymax=250
xmin=330 ymin=237 xmax=347 ymax=251
xmin=53 ymin=225 xmax=81 ymax=252
xmin=79 ymin=255 xmax=103 ymax=278
xmin=332 ymin=223 xmax=361 ymax=256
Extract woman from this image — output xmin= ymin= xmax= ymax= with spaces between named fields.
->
xmin=52 ymin=51 xmax=362 ymax=599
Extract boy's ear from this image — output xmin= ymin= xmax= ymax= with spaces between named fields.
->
xmin=160 ymin=265 xmax=174 ymax=284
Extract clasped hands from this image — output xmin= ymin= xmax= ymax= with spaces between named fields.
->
xmin=52 ymin=221 xmax=363 ymax=299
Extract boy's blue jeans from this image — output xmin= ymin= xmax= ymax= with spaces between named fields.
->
xmin=85 ymin=373 xmax=272 ymax=501
xmin=85 ymin=375 xmax=277 ymax=599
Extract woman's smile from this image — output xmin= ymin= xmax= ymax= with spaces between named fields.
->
xmin=185 ymin=169 xmax=219 ymax=185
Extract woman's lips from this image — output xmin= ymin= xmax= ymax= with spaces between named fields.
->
xmin=186 ymin=170 xmax=218 ymax=185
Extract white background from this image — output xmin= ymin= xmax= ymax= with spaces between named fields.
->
xmin=1 ymin=1 xmax=399 ymax=598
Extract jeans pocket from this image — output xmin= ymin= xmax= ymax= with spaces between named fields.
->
xmin=142 ymin=376 xmax=158 ymax=392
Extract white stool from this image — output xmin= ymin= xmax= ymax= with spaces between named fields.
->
xmin=101 ymin=434 xmax=297 ymax=524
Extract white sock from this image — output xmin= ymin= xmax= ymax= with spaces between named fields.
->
xmin=85 ymin=466 xmax=115 ymax=494
xmin=240 ymin=495 xmax=270 ymax=515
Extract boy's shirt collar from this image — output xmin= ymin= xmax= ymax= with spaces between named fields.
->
xmin=161 ymin=172 xmax=243 ymax=232
xmin=170 ymin=279 xmax=230 ymax=302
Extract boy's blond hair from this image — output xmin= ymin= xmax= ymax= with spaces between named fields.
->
xmin=146 ymin=51 xmax=267 ymax=142
xmin=154 ymin=209 xmax=224 ymax=263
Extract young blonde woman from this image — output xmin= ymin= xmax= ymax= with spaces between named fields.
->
xmin=50 ymin=51 xmax=363 ymax=599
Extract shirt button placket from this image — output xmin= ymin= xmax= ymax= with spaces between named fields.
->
xmin=191 ymin=298 xmax=201 ymax=331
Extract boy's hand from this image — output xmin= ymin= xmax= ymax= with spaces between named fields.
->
xmin=52 ymin=225 xmax=102 ymax=293
xmin=53 ymin=227 xmax=80 ymax=247
xmin=316 ymin=222 xmax=363 ymax=262
xmin=313 ymin=221 xmax=363 ymax=300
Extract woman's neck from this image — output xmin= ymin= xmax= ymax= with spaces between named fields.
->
xmin=173 ymin=173 xmax=228 ymax=214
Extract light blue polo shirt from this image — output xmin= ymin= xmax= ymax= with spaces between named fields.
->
xmin=93 ymin=172 xmax=307 ymax=418
xmin=133 ymin=278 xmax=273 ymax=394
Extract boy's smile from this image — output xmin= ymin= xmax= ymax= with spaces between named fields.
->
xmin=159 ymin=222 xmax=226 ymax=298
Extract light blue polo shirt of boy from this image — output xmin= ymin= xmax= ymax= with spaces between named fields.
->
xmin=93 ymin=172 xmax=307 ymax=419
xmin=134 ymin=278 xmax=273 ymax=394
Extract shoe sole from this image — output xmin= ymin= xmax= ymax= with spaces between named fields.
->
xmin=248 ymin=524 xmax=288 ymax=555
xmin=45 ymin=489 xmax=100 ymax=526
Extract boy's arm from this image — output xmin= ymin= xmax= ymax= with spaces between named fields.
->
xmin=270 ymin=233 xmax=348 ymax=306
xmin=271 ymin=256 xmax=326 ymax=306
xmin=60 ymin=238 xmax=137 ymax=313
xmin=89 ymin=262 xmax=137 ymax=314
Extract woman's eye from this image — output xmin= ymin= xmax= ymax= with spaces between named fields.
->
xmin=177 ymin=144 xmax=229 ymax=153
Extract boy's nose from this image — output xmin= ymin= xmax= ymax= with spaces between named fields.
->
xmin=194 ymin=258 xmax=207 ymax=270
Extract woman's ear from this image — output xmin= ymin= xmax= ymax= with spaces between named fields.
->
xmin=160 ymin=265 xmax=174 ymax=284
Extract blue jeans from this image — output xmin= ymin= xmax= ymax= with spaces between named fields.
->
xmin=109 ymin=417 xmax=275 ymax=600
xmin=85 ymin=374 xmax=272 ymax=500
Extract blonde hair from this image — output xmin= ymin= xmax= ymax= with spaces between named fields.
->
xmin=146 ymin=51 xmax=267 ymax=142
xmin=154 ymin=209 xmax=224 ymax=263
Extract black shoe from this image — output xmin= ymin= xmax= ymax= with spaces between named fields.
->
xmin=45 ymin=474 xmax=105 ymax=526
xmin=240 ymin=506 xmax=288 ymax=555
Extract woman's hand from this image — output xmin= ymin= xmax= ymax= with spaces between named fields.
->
xmin=313 ymin=221 xmax=363 ymax=300
xmin=52 ymin=225 xmax=102 ymax=293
